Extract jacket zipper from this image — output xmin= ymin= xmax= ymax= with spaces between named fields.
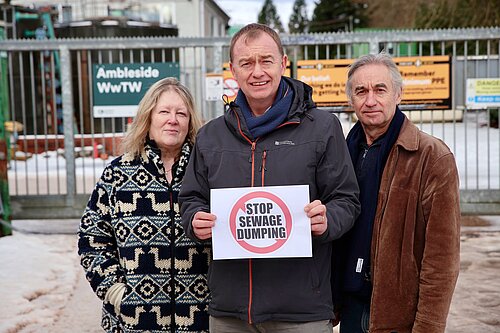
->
xmin=169 ymin=191 xmax=176 ymax=332
xmin=260 ymin=150 xmax=267 ymax=186
xmin=233 ymin=111 xmax=257 ymax=324
xmin=251 ymin=142 xmax=256 ymax=187
xmin=247 ymin=257 xmax=253 ymax=323
xmin=233 ymin=109 xmax=297 ymax=324
xmin=246 ymin=142 xmax=258 ymax=324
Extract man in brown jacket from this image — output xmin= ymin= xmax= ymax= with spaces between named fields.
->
xmin=336 ymin=52 xmax=460 ymax=333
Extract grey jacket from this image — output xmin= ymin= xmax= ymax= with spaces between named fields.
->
xmin=179 ymin=77 xmax=360 ymax=324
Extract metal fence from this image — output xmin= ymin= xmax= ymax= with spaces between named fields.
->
xmin=0 ymin=27 xmax=499 ymax=218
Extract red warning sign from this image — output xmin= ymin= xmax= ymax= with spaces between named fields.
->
xmin=223 ymin=78 xmax=239 ymax=99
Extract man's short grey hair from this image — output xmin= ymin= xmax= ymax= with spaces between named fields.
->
xmin=345 ymin=52 xmax=403 ymax=102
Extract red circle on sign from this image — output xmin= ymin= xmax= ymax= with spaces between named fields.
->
xmin=223 ymin=78 xmax=239 ymax=98
xmin=229 ymin=191 xmax=292 ymax=254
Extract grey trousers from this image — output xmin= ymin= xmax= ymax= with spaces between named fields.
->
xmin=210 ymin=316 xmax=333 ymax=333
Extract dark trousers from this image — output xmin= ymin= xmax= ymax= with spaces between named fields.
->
xmin=339 ymin=293 xmax=370 ymax=333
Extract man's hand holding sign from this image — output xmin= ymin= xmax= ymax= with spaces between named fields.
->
xmin=305 ymin=199 xmax=328 ymax=236
xmin=193 ymin=188 xmax=327 ymax=244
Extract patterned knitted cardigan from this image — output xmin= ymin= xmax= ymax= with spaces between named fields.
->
xmin=78 ymin=142 xmax=211 ymax=333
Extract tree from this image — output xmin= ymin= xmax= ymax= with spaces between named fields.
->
xmin=414 ymin=0 xmax=500 ymax=29
xmin=257 ymin=0 xmax=285 ymax=32
xmin=288 ymin=0 xmax=309 ymax=33
xmin=309 ymin=0 xmax=367 ymax=33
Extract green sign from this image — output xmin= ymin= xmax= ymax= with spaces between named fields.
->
xmin=92 ymin=62 xmax=179 ymax=118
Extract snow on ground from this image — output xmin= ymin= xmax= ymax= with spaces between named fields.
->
xmin=0 ymin=231 xmax=79 ymax=332
xmin=1 ymin=219 xmax=500 ymax=332
xmin=447 ymin=228 xmax=500 ymax=332
xmin=0 ymin=220 xmax=101 ymax=333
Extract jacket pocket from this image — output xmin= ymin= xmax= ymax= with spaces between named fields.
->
xmin=208 ymin=260 xmax=248 ymax=313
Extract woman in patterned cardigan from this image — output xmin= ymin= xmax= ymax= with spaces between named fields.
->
xmin=78 ymin=77 xmax=210 ymax=333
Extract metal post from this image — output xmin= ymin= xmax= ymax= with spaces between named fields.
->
xmin=212 ymin=43 xmax=224 ymax=119
xmin=60 ymin=46 xmax=76 ymax=204
xmin=369 ymin=37 xmax=379 ymax=55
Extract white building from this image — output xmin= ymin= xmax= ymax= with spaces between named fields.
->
xmin=11 ymin=0 xmax=230 ymax=37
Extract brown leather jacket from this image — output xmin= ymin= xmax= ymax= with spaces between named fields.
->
xmin=369 ymin=118 xmax=460 ymax=333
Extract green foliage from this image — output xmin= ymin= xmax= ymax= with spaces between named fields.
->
xmin=415 ymin=0 xmax=500 ymax=28
xmin=309 ymin=0 xmax=368 ymax=33
xmin=257 ymin=0 xmax=285 ymax=32
xmin=288 ymin=0 xmax=309 ymax=33
xmin=414 ymin=0 xmax=500 ymax=56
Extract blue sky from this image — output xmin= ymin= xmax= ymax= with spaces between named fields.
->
xmin=215 ymin=0 xmax=316 ymax=28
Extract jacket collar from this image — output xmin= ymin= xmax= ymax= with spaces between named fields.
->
xmin=142 ymin=141 xmax=192 ymax=185
xmin=394 ymin=117 xmax=419 ymax=152
xmin=224 ymin=77 xmax=315 ymax=141
xmin=282 ymin=76 xmax=316 ymax=121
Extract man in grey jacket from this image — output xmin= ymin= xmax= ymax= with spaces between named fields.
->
xmin=179 ymin=23 xmax=360 ymax=333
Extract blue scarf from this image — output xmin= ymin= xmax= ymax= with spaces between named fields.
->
xmin=235 ymin=78 xmax=294 ymax=139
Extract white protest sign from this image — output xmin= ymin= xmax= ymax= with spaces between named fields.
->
xmin=210 ymin=185 xmax=311 ymax=260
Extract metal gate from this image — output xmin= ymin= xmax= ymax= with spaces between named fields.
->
xmin=0 ymin=27 xmax=499 ymax=218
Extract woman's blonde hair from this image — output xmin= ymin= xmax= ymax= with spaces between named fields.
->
xmin=121 ymin=77 xmax=202 ymax=159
